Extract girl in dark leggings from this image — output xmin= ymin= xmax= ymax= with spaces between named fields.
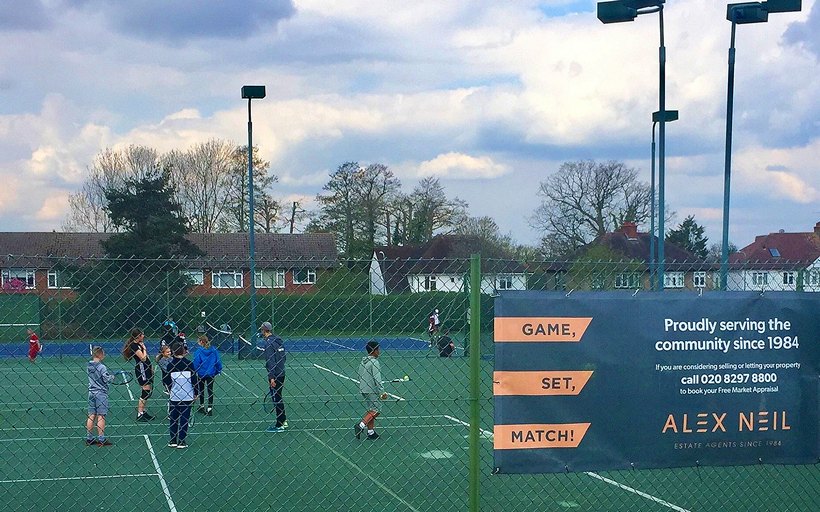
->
xmin=192 ymin=335 xmax=223 ymax=415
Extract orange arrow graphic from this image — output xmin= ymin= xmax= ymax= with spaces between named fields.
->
xmin=494 ymin=423 xmax=591 ymax=449
xmin=494 ymin=317 xmax=592 ymax=342
xmin=493 ymin=371 xmax=593 ymax=396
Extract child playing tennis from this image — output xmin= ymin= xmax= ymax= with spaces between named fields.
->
xmin=86 ymin=346 xmax=115 ymax=446
xmin=27 ymin=328 xmax=42 ymax=362
xmin=122 ymin=327 xmax=155 ymax=422
xmin=354 ymin=340 xmax=388 ymax=441
xmin=165 ymin=342 xmax=199 ymax=449
xmin=156 ymin=344 xmax=172 ymax=395
xmin=192 ymin=335 xmax=222 ymax=416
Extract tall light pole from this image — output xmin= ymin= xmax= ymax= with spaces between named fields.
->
xmin=241 ymin=85 xmax=266 ymax=338
xmin=720 ymin=0 xmax=801 ymax=290
xmin=650 ymin=109 xmax=678 ymax=290
xmin=598 ymin=0 xmax=669 ymax=288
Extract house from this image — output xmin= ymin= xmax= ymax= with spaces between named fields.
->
xmin=0 ymin=232 xmax=338 ymax=298
xmin=370 ymin=235 xmax=528 ymax=295
xmin=727 ymin=222 xmax=820 ymax=292
xmin=569 ymin=222 xmax=708 ymax=290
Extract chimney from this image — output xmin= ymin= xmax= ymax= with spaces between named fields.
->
xmin=621 ymin=221 xmax=638 ymax=240
xmin=815 ymin=221 xmax=820 ymax=236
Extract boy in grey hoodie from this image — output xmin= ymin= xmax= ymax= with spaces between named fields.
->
xmin=354 ymin=340 xmax=388 ymax=440
xmin=86 ymin=346 xmax=115 ymax=446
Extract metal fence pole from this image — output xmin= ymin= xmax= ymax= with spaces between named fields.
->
xmin=469 ymin=253 xmax=481 ymax=512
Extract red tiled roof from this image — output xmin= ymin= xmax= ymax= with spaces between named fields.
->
xmin=730 ymin=227 xmax=820 ymax=266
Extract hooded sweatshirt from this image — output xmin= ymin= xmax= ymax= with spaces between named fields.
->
xmin=87 ymin=360 xmax=115 ymax=395
xmin=193 ymin=346 xmax=223 ymax=378
xmin=358 ymin=356 xmax=385 ymax=395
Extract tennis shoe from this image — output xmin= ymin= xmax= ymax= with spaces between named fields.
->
xmin=97 ymin=439 xmax=113 ymax=446
xmin=136 ymin=414 xmax=150 ymax=422
xmin=176 ymin=443 xmax=188 ymax=449
xmin=206 ymin=408 xmax=213 ymax=416
xmin=85 ymin=438 xmax=96 ymax=446
xmin=168 ymin=442 xmax=178 ymax=447
xmin=266 ymin=425 xmax=285 ymax=433
xmin=354 ymin=423 xmax=363 ymax=439
xmin=366 ymin=432 xmax=380 ymax=440
xmin=197 ymin=406 xmax=206 ymax=414
xmin=142 ymin=412 xmax=155 ymax=420
xmin=281 ymin=420 xmax=287 ymax=428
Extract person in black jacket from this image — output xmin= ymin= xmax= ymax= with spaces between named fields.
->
xmin=164 ymin=342 xmax=198 ymax=449
xmin=258 ymin=322 xmax=287 ymax=433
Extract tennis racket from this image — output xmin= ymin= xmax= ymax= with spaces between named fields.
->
xmin=384 ymin=376 xmax=412 ymax=383
xmin=111 ymin=370 xmax=133 ymax=385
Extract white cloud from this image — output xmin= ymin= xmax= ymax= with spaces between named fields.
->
xmin=418 ymin=152 xmax=509 ymax=179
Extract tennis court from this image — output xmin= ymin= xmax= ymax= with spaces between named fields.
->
xmin=0 ymin=337 xmax=817 ymax=511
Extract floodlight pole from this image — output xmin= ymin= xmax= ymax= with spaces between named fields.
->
xmin=720 ymin=1 xmax=802 ymax=290
xmin=242 ymin=85 xmax=266 ymax=339
xmin=247 ymin=97 xmax=257 ymax=337
xmin=656 ymin=7 xmax=667 ymax=290
xmin=650 ymin=121 xmax=658 ymax=291
xmin=720 ymin=20 xmax=738 ymax=291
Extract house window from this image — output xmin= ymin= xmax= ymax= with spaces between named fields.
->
xmin=497 ymin=275 xmax=514 ymax=290
xmin=664 ymin=272 xmax=685 ymax=289
xmin=615 ymin=272 xmax=641 ymax=289
xmin=183 ymin=270 xmax=204 ymax=286
xmin=212 ymin=270 xmax=243 ymax=289
xmin=256 ymin=270 xmax=285 ymax=289
xmin=713 ymin=272 xmax=722 ymax=290
xmin=752 ymin=272 xmax=768 ymax=287
xmin=423 ymin=275 xmax=437 ymax=291
xmin=47 ymin=270 xmax=71 ymax=289
xmin=693 ymin=271 xmax=707 ymax=288
xmin=1 ymin=268 xmax=35 ymax=289
xmin=809 ymin=269 xmax=820 ymax=286
xmin=293 ymin=269 xmax=316 ymax=285
xmin=782 ymin=272 xmax=795 ymax=286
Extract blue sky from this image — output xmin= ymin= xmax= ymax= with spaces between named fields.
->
xmin=0 ymin=0 xmax=817 ymax=249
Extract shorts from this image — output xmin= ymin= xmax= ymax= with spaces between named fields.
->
xmin=135 ymin=361 xmax=153 ymax=386
xmin=28 ymin=345 xmax=39 ymax=360
xmin=361 ymin=392 xmax=381 ymax=413
xmin=88 ymin=392 xmax=109 ymax=415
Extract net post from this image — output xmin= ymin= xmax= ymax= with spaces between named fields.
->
xmin=468 ymin=253 xmax=481 ymax=512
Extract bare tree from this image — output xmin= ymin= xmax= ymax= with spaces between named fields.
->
xmin=63 ymin=145 xmax=160 ymax=232
xmin=530 ymin=160 xmax=651 ymax=256
xmin=221 ymin=145 xmax=275 ymax=232
xmin=166 ymin=139 xmax=236 ymax=233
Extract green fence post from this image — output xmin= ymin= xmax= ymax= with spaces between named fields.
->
xmin=469 ymin=253 xmax=481 ymax=512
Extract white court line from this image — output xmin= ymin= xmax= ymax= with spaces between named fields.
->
xmin=144 ymin=434 xmax=177 ymax=512
xmin=126 ymin=380 xmax=134 ymax=401
xmin=584 ymin=472 xmax=691 ymax=512
xmin=313 ymin=364 xmax=405 ymax=401
xmin=306 ymin=431 xmax=421 ymax=512
xmin=321 ymin=339 xmax=357 ymax=351
xmin=0 ymin=473 xmax=157 ymax=485
xmin=222 ymin=370 xmax=257 ymax=395
xmin=442 ymin=415 xmax=494 ymax=438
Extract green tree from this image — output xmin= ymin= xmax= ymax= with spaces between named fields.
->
xmin=102 ymin=169 xmax=202 ymax=258
xmin=666 ymin=215 xmax=708 ymax=259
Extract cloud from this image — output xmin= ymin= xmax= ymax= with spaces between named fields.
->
xmin=0 ymin=1 xmax=52 ymax=31
xmin=69 ymin=0 xmax=296 ymax=42
xmin=417 ymin=152 xmax=509 ymax=179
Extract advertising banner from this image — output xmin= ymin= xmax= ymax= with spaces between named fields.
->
xmin=493 ymin=291 xmax=820 ymax=473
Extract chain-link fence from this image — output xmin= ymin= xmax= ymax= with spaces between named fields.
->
xmin=0 ymin=254 xmax=817 ymax=511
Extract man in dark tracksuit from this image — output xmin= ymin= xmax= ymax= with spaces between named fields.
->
xmin=258 ymin=321 xmax=287 ymax=433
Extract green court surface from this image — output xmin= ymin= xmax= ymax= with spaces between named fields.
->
xmin=0 ymin=351 xmax=817 ymax=511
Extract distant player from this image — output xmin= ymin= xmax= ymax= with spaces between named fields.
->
xmin=354 ymin=340 xmax=388 ymax=441
xmin=165 ymin=342 xmax=199 ymax=449
xmin=27 ymin=328 xmax=42 ymax=362
xmin=427 ymin=308 xmax=441 ymax=346
xmin=160 ymin=319 xmax=179 ymax=348
xmin=437 ymin=330 xmax=455 ymax=357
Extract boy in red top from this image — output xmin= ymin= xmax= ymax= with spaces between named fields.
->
xmin=27 ymin=328 xmax=42 ymax=362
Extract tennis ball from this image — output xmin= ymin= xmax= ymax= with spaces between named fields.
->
xmin=404 ymin=375 xmax=409 ymax=381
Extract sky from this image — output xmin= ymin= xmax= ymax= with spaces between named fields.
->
xmin=0 ymin=0 xmax=817 ymax=250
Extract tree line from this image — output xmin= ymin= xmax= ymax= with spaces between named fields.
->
xmin=64 ymin=144 xmax=717 ymax=260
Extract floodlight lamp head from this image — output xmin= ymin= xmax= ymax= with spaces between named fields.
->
xmin=241 ymin=85 xmax=266 ymax=99
xmin=652 ymin=110 xmax=679 ymax=122
xmin=764 ymin=0 xmax=801 ymax=14
xmin=727 ymin=2 xmax=768 ymax=23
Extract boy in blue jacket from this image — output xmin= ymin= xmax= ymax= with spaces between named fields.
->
xmin=192 ymin=335 xmax=222 ymax=416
